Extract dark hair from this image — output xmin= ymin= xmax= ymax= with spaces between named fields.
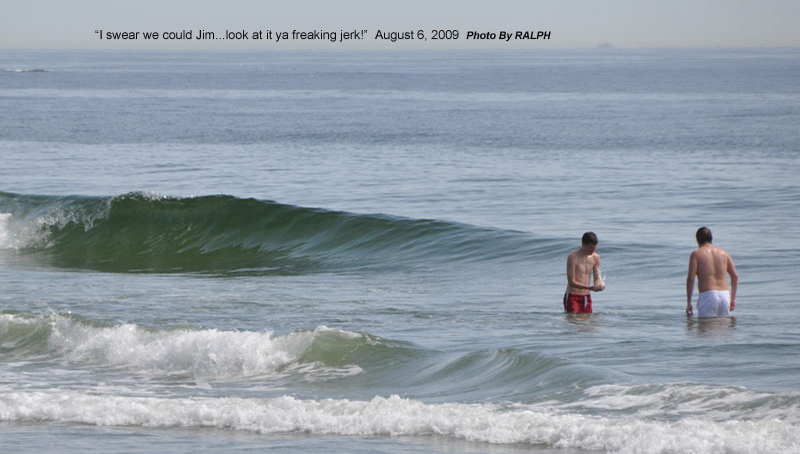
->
xmin=582 ymin=232 xmax=598 ymax=245
xmin=696 ymin=226 xmax=712 ymax=245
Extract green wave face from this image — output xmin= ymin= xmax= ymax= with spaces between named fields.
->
xmin=0 ymin=192 xmax=558 ymax=274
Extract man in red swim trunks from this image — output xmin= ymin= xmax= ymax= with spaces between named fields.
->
xmin=564 ymin=232 xmax=605 ymax=314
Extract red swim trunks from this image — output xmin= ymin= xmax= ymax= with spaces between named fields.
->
xmin=563 ymin=293 xmax=592 ymax=314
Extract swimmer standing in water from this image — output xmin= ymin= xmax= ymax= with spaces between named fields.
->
xmin=686 ymin=227 xmax=738 ymax=317
xmin=564 ymin=232 xmax=605 ymax=314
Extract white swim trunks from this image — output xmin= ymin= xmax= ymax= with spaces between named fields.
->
xmin=697 ymin=290 xmax=731 ymax=317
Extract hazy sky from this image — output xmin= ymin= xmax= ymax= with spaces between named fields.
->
xmin=3 ymin=0 xmax=799 ymax=49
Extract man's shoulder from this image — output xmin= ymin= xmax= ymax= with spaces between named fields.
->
xmin=692 ymin=246 xmax=730 ymax=262
xmin=714 ymin=246 xmax=732 ymax=259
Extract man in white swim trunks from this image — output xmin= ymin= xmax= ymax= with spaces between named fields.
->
xmin=686 ymin=227 xmax=738 ymax=317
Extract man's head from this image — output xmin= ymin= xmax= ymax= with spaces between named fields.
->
xmin=696 ymin=226 xmax=712 ymax=245
xmin=581 ymin=232 xmax=598 ymax=253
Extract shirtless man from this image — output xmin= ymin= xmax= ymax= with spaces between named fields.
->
xmin=686 ymin=227 xmax=738 ymax=317
xmin=564 ymin=232 xmax=605 ymax=314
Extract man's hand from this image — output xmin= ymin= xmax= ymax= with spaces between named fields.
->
xmin=686 ymin=304 xmax=693 ymax=315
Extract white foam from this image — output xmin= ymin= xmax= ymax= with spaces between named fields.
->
xmin=4 ymin=314 xmax=364 ymax=381
xmin=0 ymin=313 xmax=45 ymax=330
xmin=0 ymin=213 xmax=12 ymax=249
xmin=572 ymin=383 xmax=800 ymax=423
xmin=0 ymin=392 xmax=797 ymax=453
xmin=0 ymin=196 xmax=116 ymax=251
xmin=0 ymin=209 xmax=65 ymax=250
xmin=313 ymin=325 xmax=364 ymax=339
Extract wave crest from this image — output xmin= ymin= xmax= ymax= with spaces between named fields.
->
xmin=0 ymin=191 xmax=557 ymax=274
xmin=0 ymin=314 xmax=410 ymax=381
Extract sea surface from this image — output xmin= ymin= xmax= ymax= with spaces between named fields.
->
xmin=1 ymin=48 xmax=799 ymax=453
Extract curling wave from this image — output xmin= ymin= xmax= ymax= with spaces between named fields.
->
xmin=0 ymin=313 xmax=610 ymax=400
xmin=0 ymin=191 xmax=562 ymax=274
xmin=0 ymin=313 xmax=420 ymax=382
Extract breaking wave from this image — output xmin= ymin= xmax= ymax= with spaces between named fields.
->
xmin=0 ymin=191 xmax=562 ymax=274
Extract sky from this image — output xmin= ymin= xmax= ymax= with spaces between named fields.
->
xmin=2 ymin=0 xmax=799 ymax=50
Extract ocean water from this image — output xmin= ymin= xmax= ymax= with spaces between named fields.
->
xmin=1 ymin=48 xmax=800 ymax=453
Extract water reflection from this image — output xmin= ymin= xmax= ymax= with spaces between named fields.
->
xmin=685 ymin=315 xmax=737 ymax=338
xmin=565 ymin=313 xmax=600 ymax=333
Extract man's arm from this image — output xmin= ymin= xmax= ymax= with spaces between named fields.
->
xmin=686 ymin=253 xmax=697 ymax=314
xmin=593 ymin=255 xmax=604 ymax=291
xmin=727 ymin=254 xmax=738 ymax=311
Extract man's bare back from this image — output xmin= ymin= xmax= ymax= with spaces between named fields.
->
xmin=686 ymin=227 xmax=738 ymax=316
xmin=690 ymin=245 xmax=734 ymax=293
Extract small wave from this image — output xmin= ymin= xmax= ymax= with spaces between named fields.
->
xmin=565 ymin=382 xmax=800 ymax=423
xmin=0 ymin=391 xmax=797 ymax=453
xmin=405 ymin=348 xmax=614 ymax=402
xmin=0 ymin=191 xmax=558 ymax=274
xmin=0 ymin=313 xmax=419 ymax=381
xmin=0 ymin=313 xmax=612 ymax=399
